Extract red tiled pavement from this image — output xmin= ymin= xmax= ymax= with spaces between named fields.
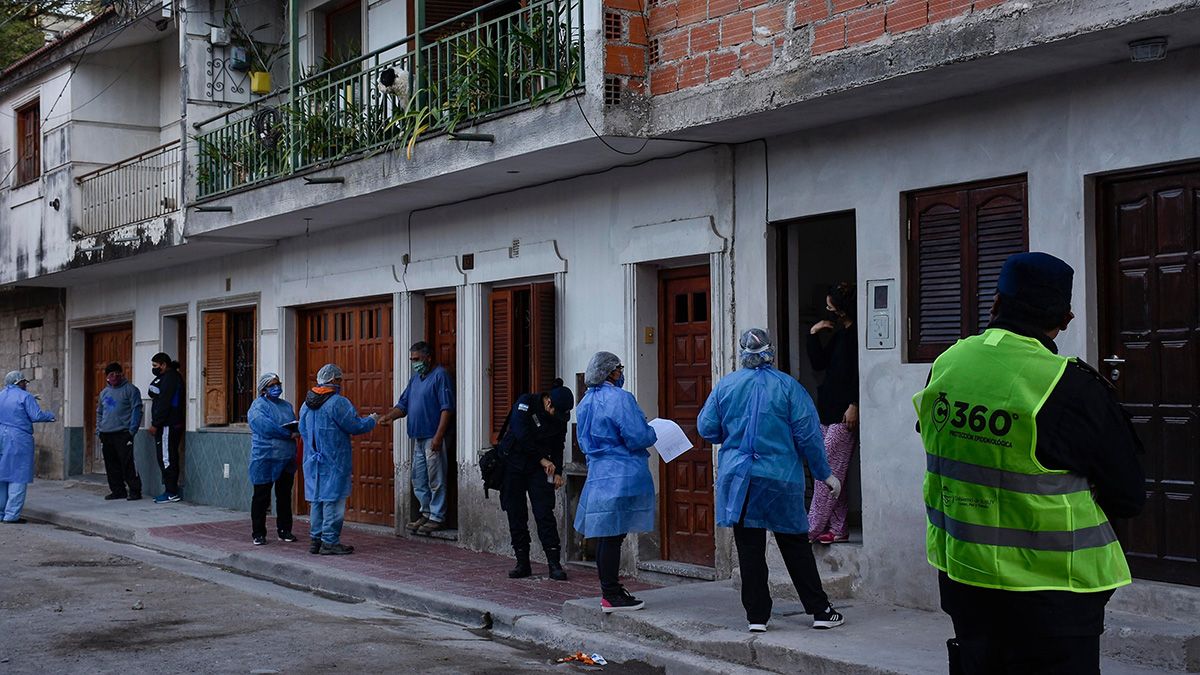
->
xmin=148 ymin=519 xmax=657 ymax=615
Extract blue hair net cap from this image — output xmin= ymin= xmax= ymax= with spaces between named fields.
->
xmin=997 ymin=252 xmax=1074 ymax=312
xmin=584 ymin=351 xmax=622 ymax=388
xmin=257 ymin=372 xmax=280 ymax=393
xmin=4 ymin=370 xmax=26 ymax=386
xmin=739 ymin=328 xmax=772 ymax=353
xmin=316 ymin=364 xmax=343 ymax=385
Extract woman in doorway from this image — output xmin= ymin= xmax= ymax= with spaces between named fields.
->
xmin=807 ymin=282 xmax=859 ymax=545
xmin=247 ymin=373 xmax=299 ymax=545
xmin=573 ymin=351 xmax=658 ymax=613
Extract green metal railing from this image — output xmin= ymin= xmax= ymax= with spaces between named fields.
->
xmin=194 ymin=0 xmax=584 ymax=200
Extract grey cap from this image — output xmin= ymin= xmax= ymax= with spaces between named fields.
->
xmin=316 ymin=363 xmax=343 ymax=385
xmin=257 ymin=372 xmax=280 ymax=393
xmin=584 ymin=351 xmax=622 ymax=388
xmin=4 ymin=370 xmax=27 ymax=386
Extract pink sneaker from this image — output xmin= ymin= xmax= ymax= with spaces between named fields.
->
xmin=816 ymin=532 xmax=849 ymax=544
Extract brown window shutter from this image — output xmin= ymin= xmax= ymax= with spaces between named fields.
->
xmin=908 ymin=177 xmax=1029 ymax=362
xmin=529 ymin=282 xmax=557 ymax=394
xmin=490 ymin=288 xmax=514 ymax=443
xmin=204 ymin=312 xmax=229 ymax=426
xmin=909 ymin=189 xmax=967 ymax=362
xmin=969 ymin=181 xmax=1029 ymax=333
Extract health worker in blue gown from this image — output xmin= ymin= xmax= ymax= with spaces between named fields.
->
xmin=300 ymin=363 xmax=378 ymax=556
xmin=0 ymin=370 xmax=56 ymax=524
xmin=698 ymin=328 xmax=846 ymax=633
xmin=248 ymin=372 xmax=300 ymax=546
xmin=573 ymin=351 xmax=656 ymax=614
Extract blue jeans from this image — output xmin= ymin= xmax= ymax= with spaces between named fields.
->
xmin=308 ymin=498 xmax=347 ymax=545
xmin=412 ymin=437 xmax=448 ymax=523
xmin=0 ymin=481 xmax=29 ymax=522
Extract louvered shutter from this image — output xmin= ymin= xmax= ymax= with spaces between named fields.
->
xmin=909 ymin=178 xmax=1029 ymax=362
xmin=970 ymin=182 xmax=1029 ymax=333
xmin=529 ymin=282 xmax=557 ymax=394
xmin=203 ymin=312 xmax=229 ymax=426
xmin=909 ymin=190 xmax=967 ymax=362
xmin=490 ymin=288 xmax=514 ymax=444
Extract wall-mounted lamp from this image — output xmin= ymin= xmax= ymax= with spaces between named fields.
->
xmin=1130 ymin=37 xmax=1168 ymax=62
xmin=49 ymin=198 xmax=60 ymax=211
xmin=449 ymin=132 xmax=495 ymax=143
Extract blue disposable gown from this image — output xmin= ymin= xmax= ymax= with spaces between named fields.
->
xmin=0 ymin=385 xmax=56 ymax=484
xmin=248 ymin=395 xmax=299 ymax=485
xmin=300 ymin=393 xmax=376 ymax=502
xmin=698 ymin=365 xmax=831 ymax=534
xmin=572 ymin=382 xmax=659 ymax=538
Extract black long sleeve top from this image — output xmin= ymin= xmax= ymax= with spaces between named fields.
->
xmin=807 ymin=326 xmax=859 ymax=425
xmin=148 ymin=368 xmax=185 ymax=428
xmin=501 ymin=393 xmax=567 ymax=475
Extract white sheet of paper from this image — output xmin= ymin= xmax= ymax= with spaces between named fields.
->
xmin=648 ymin=418 xmax=693 ymax=464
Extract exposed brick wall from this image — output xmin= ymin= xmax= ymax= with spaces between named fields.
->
xmin=604 ymin=0 xmax=650 ymax=104
xmin=648 ymin=0 xmax=1013 ymax=94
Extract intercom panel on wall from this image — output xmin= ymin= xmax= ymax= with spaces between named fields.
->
xmin=866 ymin=279 xmax=896 ymax=350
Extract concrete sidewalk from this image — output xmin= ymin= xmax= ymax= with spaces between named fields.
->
xmin=18 ymin=481 xmax=1185 ymax=674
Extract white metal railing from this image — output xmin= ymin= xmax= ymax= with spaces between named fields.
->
xmin=76 ymin=141 xmax=182 ymax=235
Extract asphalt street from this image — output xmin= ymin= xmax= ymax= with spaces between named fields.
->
xmin=0 ymin=523 xmax=657 ymax=674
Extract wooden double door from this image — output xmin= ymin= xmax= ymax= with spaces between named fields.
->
xmin=1100 ymin=165 xmax=1200 ymax=586
xmin=659 ymin=266 xmax=715 ymax=567
xmin=297 ymin=301 xmax=394 ymax=525
xmin=84 ymin=325 xmax=133 ymax=474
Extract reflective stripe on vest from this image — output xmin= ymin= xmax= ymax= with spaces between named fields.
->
xmin=926 ymin=453 xmax=1090 ymax=496
xmin=914 ymin=328 xmax=1132 ymax=593
xmin=926 ymin=505 xmax=1120 ymax=552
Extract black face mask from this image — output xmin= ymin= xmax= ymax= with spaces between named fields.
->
xmin=823 ymin=309 xmax=841 ymax=323
xmin=152 ymin=366 xmax=163 ymax=377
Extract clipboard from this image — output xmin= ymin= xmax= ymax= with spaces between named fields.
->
xmin=281 ymin=420 xmax=300 ymax=433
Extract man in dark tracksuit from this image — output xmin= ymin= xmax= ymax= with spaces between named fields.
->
xmin=97 ymin=362 xmax=143 ymax=501
xmin=500 ymin=380 xmax=574 ymax=581
xmin=919 ymin=253 xmax=1145 ymax=675
xmin=147 ymin=352 xmax=185 ymax=503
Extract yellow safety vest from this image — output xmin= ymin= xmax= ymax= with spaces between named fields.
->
xmin=913 ymin=329 xmax=1131 ymax=592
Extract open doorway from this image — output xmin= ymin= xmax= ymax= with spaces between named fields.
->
xmin=775 ymin=211 xmax=862 ymax=542
xmin=407 ymin=294 xmax=459 ymax=531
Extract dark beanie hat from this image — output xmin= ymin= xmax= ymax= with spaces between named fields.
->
xmin=547 ymin=378 xmax=574 ymax=418
xmin=996 ymin=252 xmax=1074 ymax=319
xmin=104 ymin=362 xmax=123 ymax=375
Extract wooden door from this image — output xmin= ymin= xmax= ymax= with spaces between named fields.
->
xmin=296 ymin=301 xmax=395 ymax=525
xmin=659 ymin=267 xmax=715 ymax=567
xmin=84 ymin=326 xmax=133 ymax=474
xmin=1100 ymin=166 xmax=1200 ymax=586
xmin=425 ymin=295 xmax=458 ymax=527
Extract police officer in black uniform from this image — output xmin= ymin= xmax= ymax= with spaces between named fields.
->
xmin=499 ymin=379 xmax=574 ymax=581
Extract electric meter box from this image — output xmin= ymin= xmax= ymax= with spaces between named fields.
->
xmin=866 ymin=279 xmax=896 ymax=350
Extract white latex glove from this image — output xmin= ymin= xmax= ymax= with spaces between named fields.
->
xmin=824 ymin=475 xmax=842 ymax=501
xmin=367 ymin=412 xmax=380 ymax=423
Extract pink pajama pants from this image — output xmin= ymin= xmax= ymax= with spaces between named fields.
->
xmin=807 ymin=422 xmax=856 ymax=538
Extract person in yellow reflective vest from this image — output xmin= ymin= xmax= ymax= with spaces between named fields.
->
xmin=914 ymin=252 xmax=1144 ymax=675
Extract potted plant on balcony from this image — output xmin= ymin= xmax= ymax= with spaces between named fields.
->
xmin=210 ymin=10 xmax=286 ymax=96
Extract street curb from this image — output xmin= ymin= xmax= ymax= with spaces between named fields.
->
xmin=22 ymin=505 xmax=775 ymax=674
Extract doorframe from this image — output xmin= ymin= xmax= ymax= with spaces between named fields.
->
xmin=81 ymin=321 xmax=134 ymax=474
xmin=656 ymin=264 xmax=715 ymax=566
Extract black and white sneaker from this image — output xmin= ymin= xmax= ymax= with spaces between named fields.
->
xmin=252 ymin=535 xmax=266 ymax=546
xmin=601 ymin=587 xmax=645 ymax=613
xmin=812 ymin=605 xmax=845 ymax=629
xmin=278 ymin=531 xmax=297 ymax=542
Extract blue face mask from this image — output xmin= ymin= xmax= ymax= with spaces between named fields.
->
xmin=266 ymin=384 xmax=283 ymax=399
xmin=613 ymin=373 xmax=625 ymax=389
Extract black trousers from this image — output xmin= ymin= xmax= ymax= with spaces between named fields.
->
xmin=594 ymin=534 xmax=626 ymax=598
xmin=733 ymin=524 xmax=830 ymax=623
xmin=154 ymin=425 xmax=183 ymax=495
xmin=502 ymin=465 xmax=560 ymax=561
xmin=251 ymin=471 xmax=295 ymax=538
xmin=951 ymin=636 xmax=1100 ymax=675
xmin=100 ymin=431 xmax=141 ymax=497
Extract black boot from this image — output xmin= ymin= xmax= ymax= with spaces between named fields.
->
xmin=546 ymin=549 xmax=568 ymax=581
xmin=508 ymin=549 xmax=532 ymax=579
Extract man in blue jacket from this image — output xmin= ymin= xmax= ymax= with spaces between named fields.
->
xmin=300 ymin=363 xmax=378 ymax=555
xmin=0 ymin=370 xmax=56 ymax=523
xmin=97 ymin=362 xmax=144 ymax=501
xmin=379 ymin=341 xmax=455 ymax=534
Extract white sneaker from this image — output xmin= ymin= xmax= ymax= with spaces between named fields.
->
xmin=748 ymin=623 xmax=768 ymax=633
